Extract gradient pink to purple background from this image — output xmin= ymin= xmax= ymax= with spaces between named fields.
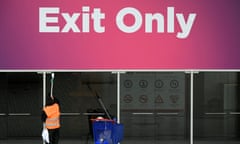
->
xmin=0 ymin=0 xmax=240 ymax=69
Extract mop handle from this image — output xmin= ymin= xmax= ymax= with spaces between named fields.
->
xmin=50 ymin=73 xmax=54 ymax=99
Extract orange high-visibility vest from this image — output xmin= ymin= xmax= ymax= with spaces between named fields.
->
xmin=44 ymin=103 xmax=60 ymax=129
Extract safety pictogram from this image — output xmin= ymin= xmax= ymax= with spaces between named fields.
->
xmin=124 ymin=80 xmax=133 ymax=88
xmin=155 ymin=95 xmax=164 ymax=103
xmin=155 ymin=80 xmax=164 ymax=88
xmin=139 ymin=80 xmax=148 ymax=88
xmin=139 ymin=95 xmax=148 ymax=103
xmin=170 ymin=80 xmax=179 ymax=88
xmin=123 ymin=95 xmax=133 ymax=103
xmin=170 ymin=95 xmax=179 ymax=103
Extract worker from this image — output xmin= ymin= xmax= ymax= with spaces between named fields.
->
xmin=42 ymin=94 xmax=61 ymax=144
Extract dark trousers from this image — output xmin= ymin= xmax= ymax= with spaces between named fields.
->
xmin=47 ymin=128 xmax=60 ymax=144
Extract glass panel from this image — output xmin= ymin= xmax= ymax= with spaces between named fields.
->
xmin=7 ymin=72 xmax=43 ymax=137
xmin=120 ymin=72 xmax=190 ymax=144
xmin=47 ymin=72 xmax=117 ymax=139
xmin=194 ymin=72 xmax=240 ymax=144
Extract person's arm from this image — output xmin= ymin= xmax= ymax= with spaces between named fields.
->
xmin=41 ymin=111 xmax=47 ymax=122
xmin=53 ymin=97 xmax=61 ymax=112
xmin=53 ymin=97 xmax=60 ymax=105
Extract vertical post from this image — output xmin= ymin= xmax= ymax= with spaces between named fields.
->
xmin=190 ymin=71 xmax=194 ymax=144
xmin=43 ymin=72 xmax=46 ymax=107
xmin=43 ymin=72 xmax=46 ymax=144
xmin=117 ymin=72 xmax=121 ymax=123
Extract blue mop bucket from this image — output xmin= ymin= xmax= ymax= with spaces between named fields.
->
xmin=92 ymin=118 xmax=124 ymax=144
xmin=112 ymin=123 xmax=124 ymax=144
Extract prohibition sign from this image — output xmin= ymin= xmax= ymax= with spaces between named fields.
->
xmin=139 ymin=95 xmax=148 ymax=103
xmin=155 ymin=80 xmax=164 ymax=88
xmin=170 ymin=80 xmax=179 ymax=88
xmin=139 ymin=80 xmax=148 ymax=88
xmin=123 ymin=95 xmax=133 ymax=103
xmin=124 ymin=80 xmax=133 ymax=88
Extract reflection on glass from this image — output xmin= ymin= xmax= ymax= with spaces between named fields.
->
xmin=194 ymin=72 xmax=240 ymax=144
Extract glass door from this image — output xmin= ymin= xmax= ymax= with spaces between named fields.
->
xmin=194 ymin=72 xmax=240 ymax=144
xmin=120 ymin=72 xmax=190 ymax=144
xmin=0 ymin=72 xmax=43 ymax=141
xmin=7 ymin=72 xmax=42 ymax=138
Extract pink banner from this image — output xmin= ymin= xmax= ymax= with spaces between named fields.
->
xmin=0 ymin=0 xmax=240 ymax=69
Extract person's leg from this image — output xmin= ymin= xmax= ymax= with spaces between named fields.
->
xmin=52 ymin=128 xmax=60 ymax=144
xmin=55 ymin=128 xmax=60 ymax=144
xmin=48 ymin=129 xmax=54 ymax=144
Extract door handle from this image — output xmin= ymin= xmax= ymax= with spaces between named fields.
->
xmin=157 ymin=113 xmax=179 ymax=115
xmin=132 ymin=113 xmax=154 ymax=115
xmin=205 ymin=112 xmax=227 ymax=115
xmin=61 ymin=113 xmax=81 ymax=116
xmin=8 ymin=113 xmax=31 ymax=116
xmin=229 ymin=112 xmax=240 ymax=115
xmin=0 ymin=113 xmax=6 ymax=116
xmin=83 ymin=113 xmax=105 ymax=116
